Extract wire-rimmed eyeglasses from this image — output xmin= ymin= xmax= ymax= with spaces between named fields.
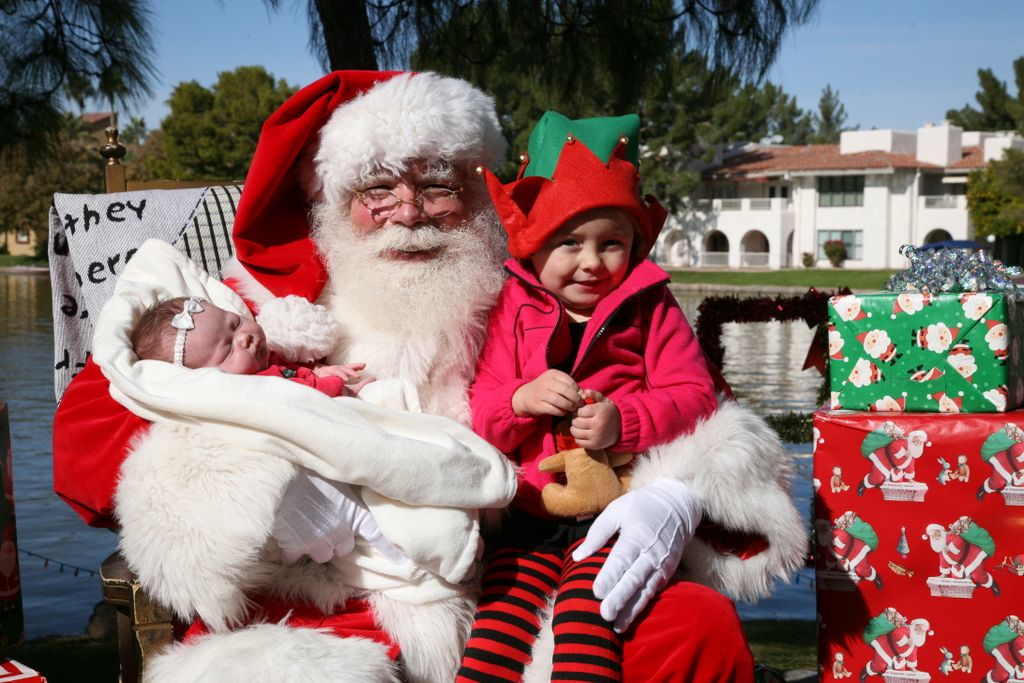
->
xmin=353 ymin=186 xmax=464 ymax=219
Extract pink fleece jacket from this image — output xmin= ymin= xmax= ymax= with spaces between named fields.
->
xmin=470 ymin=258 xmax=717 ymax=517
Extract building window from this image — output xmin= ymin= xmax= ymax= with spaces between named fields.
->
xmin=817 ymin=230 xmax=863 ymax=260
xmin=818 ymin=176 xmax=864 ymax=207
xmin=15 ymin=229 xmax=29 ymax=244
xmin=712 ymin=183 xmax=737 ymax=199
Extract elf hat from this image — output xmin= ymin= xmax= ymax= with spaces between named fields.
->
xmin=232 ymin=71 xmax=506 ymax=303
xmin=481 ymin=111 xmax=666 ymax=260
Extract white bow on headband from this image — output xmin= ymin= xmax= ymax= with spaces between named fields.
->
xmin=172 ymin=297 xmax=205 ymax=366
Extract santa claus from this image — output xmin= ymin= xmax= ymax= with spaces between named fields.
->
xmin=52 ymin=71 xmax=802 ymax=682
xmin=858 ymin=424 xmax=927 ymax=494
xmin=861 ymin=610 xmax=932 ymax=680
xmin=923 ymin=517 xmax=1000 ymax=595
xmin=982 ymin=616 xmax=1024 ymax=683
xmin=830 ymin=511 xmax=883 ymax=589
xmin=978 ymin=423 xmax=1024 ymax=500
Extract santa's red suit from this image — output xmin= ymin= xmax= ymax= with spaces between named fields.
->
xmin=981 ymin=442 xmax=1024 ymax=495
xmin=984 ymin=635 xmax=1024 ymax=683
xmin=52 ymin=71 xmax=803 ymax=682
xmin=862 ymin=437 xmax=918 ymax=489
xmin=936 ymin=532 xmax=997 ymax=590
xmin=831 ymin=528 xmax=879 ymax=583
xmin=864 ymin=625 xmax=920 ymax=675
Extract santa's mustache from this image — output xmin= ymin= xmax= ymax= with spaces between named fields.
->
xmin=363 ymin=223 xmax=458 ymax=255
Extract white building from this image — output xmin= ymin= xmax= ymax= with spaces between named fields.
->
xmin=653 ymin=123 xmax=1024 ymax=270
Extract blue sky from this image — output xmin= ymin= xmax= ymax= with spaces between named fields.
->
xmin=128 ymin=1 xmax=1024 ymax=135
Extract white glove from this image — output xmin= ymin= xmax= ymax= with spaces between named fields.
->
xmin=271 ymin=469 xmax=407 ymax=566
xmin=572 ymin=478 xmax=701 ymax=633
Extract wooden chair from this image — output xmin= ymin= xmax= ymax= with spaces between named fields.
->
xmin=50 ymin=128 xmax=242 ymax=682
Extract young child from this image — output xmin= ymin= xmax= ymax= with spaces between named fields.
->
xmin=459 ymin=112 xmax=716 ymax=681
xmin=132 ymin=296 xmax=366 ymax=397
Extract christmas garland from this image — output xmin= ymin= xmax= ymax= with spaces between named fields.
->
xmin=695 ymin=288 xmax=849 ymax=443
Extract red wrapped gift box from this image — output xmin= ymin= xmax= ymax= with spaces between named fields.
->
xmin=813 ymin=409 xmax=1024 ymax=683
xmin=0 ymin=660 xmax=45 ymax=682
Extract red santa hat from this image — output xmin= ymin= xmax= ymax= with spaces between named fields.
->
xmin=230 ymin=71 xmax=506 ymax=304
xmin=910 ymin=618 xmax=934 ymax=636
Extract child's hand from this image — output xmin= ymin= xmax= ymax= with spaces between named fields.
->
xmin=313 ymin=362 xmax=365 ymax=382
xmin=512 ymin=369 xmax=582 ymax=417
xmin=570 ymin=389 xmax=621 ymax=450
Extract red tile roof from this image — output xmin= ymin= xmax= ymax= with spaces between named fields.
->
xmin=80 ymin=112 xmax=114 ymax=125
xmin=707 ymin=144 xmax=985 ymax=179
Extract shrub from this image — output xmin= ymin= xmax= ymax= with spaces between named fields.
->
xmin=801 ymin=252 xmax=815 ymax=268
xmin=824 ymin=240 xmax=847 ymax=267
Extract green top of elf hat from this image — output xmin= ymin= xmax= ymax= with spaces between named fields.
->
xmin=522 ymin=111 xmax=641 ymax=179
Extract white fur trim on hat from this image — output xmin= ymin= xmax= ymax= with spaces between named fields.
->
xmin=257 ymin=295 xmax=341 ymax=363
xmin=303 ymin=72 xmax=506 ymax=204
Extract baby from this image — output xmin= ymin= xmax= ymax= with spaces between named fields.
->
xmin=131 ymin=296 xmax=366 ymax=397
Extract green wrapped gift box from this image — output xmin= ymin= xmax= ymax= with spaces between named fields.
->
xmin=828 ymin=290 xmax=1024 ymax=412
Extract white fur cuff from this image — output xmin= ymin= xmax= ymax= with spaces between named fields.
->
xmin=257 ymin=295 xmax=340 ymax=363
xmin=629 ymin=400 xmax=807 ymax=602
xmin=145 ymin=624 xmax=400 ymax=683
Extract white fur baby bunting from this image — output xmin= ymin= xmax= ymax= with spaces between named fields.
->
xmin=97 ymin=240 xmax=516 ymax=628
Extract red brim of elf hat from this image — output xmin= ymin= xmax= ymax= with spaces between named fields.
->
xmin=232 ymin=70 xmax=401 ymax=303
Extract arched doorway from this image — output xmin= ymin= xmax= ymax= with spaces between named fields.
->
xmin=740 ymin=230 xmax=770 ymax=267
xmin=923 ymin=229 xmax=952 ymax=244
xmin=785 ymin=231 xmax=794 ymax=267
xmin=702 ymin=230 xmax=729 ymax=267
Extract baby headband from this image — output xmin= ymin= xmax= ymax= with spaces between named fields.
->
xmin=171 ymin=297 xmax=205 ymax=366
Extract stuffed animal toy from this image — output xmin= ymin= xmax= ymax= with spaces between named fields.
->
xmin=537 ymin=399 xmax=633 ymax=517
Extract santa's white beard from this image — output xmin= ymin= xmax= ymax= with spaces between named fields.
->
xmin=310 ymin=203 xmax=507 ymax=422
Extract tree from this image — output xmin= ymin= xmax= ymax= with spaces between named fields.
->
xmin=0 ymin=0 xmax=157 ymax=155
xmin=120 ymin=116 xmax=148 ymax=145
xmin=967 ymin=148 xmax=1024 ymax=238
xmin=811 ymin=84 xmax=849 ymax=143
xmin=268 ymin=0 xmax=821 ymax=114
xmin=946 ymin=57 xmax=1024 ymax=132
xmin=142 ymin=66 xmax=298 ymax=181
xmin=0 ymin=113 xmax=104 ymax=254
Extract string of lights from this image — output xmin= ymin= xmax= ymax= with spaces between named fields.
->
xmin=17 ymin=549 xmax=96 ymax=578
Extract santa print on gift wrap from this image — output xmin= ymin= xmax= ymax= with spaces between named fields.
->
xmin=815 ymin=510 xmax=884 ymax=591
xmin=859 ymin=607 xmax=934 ymax=682
xmin=859 ymin=329 xmax=902 ymax=365
xmin=892 ymin=291 xmax=934 ymax=318
xmin=981 ymin=615 xmax=1024 ymax=683
xmin=948 ymin=343 xmax=979 ymax=382
xmin=857 ymin=421 xmax=930 ymax=501
xmin=978 ymin=424 xmax=1024 ymax=504
xmin=911 ymin=322 xmax=960 ymax=354
xmin=923 ymin=516 xmax=1000 ymax=599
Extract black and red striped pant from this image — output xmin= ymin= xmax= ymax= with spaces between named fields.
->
xmin=457 ymin=537 xmax=620 ymax=682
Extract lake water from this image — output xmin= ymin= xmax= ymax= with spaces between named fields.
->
xmin=0 ymin=274 xmax=818 ymax=638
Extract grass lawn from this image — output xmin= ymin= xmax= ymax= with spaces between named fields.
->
xmin=669 ymin=268 xmax=896 ymax=291
xmin=0 ymin=254 xmax=47 ymax=268
xmin=744 ymin=619 xmax=817 ymax=671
